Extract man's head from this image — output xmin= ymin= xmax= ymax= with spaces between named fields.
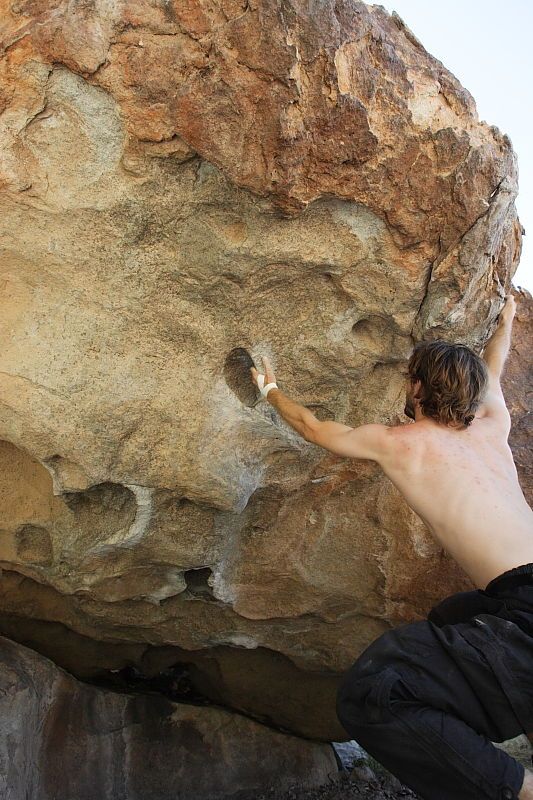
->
xmin=404 ymin=340 xmax=489 ymax=428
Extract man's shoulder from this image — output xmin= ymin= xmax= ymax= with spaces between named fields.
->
xmin=387 ymin=421 xmax=426 ymax=440
xmin=381 ymin=422 xmax=428 ymax=462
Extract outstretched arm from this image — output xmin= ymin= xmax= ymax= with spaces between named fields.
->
xmin=306 ymin=418 xmax=391 ymax=462
xmin=478 ymin=294 xmax=516 ymax=432
xmin=482 ymin=294 xmax=516 ymax=382
xmin=262 ymin=386 xmax=320 ymax=442
xmin=250 ymin=356 xmax=391 ymax=462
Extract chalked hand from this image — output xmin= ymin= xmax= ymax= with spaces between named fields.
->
xmin=250 ymin=355 xmax=278 ymax=400
xmin=499 ymin=294 xmax=516 ymax=325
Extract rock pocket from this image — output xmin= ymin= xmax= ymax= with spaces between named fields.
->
xmin=224 ymin=347 xmax=258 ymax=407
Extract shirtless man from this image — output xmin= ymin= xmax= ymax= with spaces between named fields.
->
xmin=251 ymin=293 xmax=533 ymax=800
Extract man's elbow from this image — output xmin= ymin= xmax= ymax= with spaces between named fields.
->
xmin=303 ymin=419 xmax=320 ymax=443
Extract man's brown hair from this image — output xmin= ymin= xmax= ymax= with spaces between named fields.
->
xmin=407 ymin=340 xmax=489 ymax=428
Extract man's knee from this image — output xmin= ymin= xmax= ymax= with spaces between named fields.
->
xmin=336 ymin=657 xmax=404 ymax=734
xmin=335 ymin=626 xmax=425 ymax=734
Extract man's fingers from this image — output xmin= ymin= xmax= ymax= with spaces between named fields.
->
xmin=250 ymin=355 xmax=276 ymax=386
xmin=262 ymin=355 xmax=275 ymax=379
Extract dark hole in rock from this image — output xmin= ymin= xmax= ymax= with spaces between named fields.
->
xmin=351 ymin=318 xmax=374 ymax=337
xmin=224 ymin=347 xmax=258 ymax=407
xmin=88 ymin=664 xmax=211 ymax=706
xmin=62 ymin=481 xmax=135 ymax=514
xmin=184 ymin=567 xmax=214 ymax=599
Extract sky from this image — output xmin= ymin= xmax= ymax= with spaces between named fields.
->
xmin=381 ymin=0 xmax=532 ymax=292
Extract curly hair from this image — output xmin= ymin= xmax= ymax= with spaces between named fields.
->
xmin=407 ymin=340 xmax=489 ymax=428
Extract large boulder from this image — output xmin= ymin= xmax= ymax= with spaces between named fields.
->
xmin=0 ymin=0 xmax=528 ymax=741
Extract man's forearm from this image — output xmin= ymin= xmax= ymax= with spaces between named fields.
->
xmin=266 ymin=388 xmax=319 ymax=441
xmin=483 ymin=319 xmax=513 ymax=376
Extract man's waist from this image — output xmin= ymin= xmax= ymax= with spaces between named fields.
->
xmin=484 ymin=562 xmax=533 ymax=595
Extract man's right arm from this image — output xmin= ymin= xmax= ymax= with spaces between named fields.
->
xmin=482 ymin=295 xmax=516 ymax=381
xmin=479 ymin=295 xmax=516 ymax=426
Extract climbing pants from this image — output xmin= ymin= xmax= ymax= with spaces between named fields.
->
xmin=336 ymin=563 xmax=533 ymax=800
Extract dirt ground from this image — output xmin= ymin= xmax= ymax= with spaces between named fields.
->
xmin=236 ymin=735 xmax=533 ymax=800
xmin=231 ymin=742 xmax=419 ymax=800
xmin=239 ymin=772 xmax=419 ymax=800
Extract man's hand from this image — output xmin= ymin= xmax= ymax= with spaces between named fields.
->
xmin=250 ymin=355 xmax=277 ymax=394
xmin=499 ymin=294 xmax=516 ymax=326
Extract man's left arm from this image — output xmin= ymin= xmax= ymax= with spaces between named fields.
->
xmin=251 ymin=357 xmax=391 ymax=463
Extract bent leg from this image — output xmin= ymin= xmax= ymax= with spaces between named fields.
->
xmin=336 ymin=621 xmax=526 ymax=800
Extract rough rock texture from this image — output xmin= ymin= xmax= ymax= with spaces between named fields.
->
xmin=0 ymin=0 xmax=529 ymax=743
xmin=0 ymin=634 xmax=337 ymax=800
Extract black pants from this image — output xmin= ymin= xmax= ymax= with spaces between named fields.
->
xmin=336 ymin=563 xmax=533 ymax=800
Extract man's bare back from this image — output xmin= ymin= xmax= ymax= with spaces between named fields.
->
xmin=377 ymin=293 xmax=533 ymax=590
xmin=381 ymin=413 xmax=533 ymax=590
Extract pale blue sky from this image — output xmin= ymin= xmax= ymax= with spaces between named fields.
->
xmin=381 ymin=0 xmax=532 ymax=291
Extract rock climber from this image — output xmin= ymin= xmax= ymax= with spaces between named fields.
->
xmin=250 ymin=293 xmax=533 ymax=800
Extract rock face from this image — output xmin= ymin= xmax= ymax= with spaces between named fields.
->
xmin=0 ymin=635 xmax=337 ymax=800
xmin=0 ymin=0 xmax=528 ymax=745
